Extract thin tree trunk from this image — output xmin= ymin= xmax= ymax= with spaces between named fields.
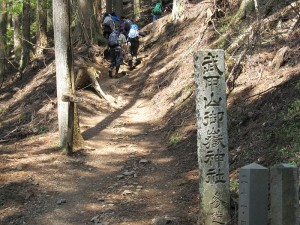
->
xmin=47 ymin=0 xmax=53 ymax=33
xmin=114 ymin=0 xmax=123 ymax=18
xmin=0 ymin=0 xmax=7 ymax=83
xmin=20 ymin=0 xmax=31 ymax=70
xmin=133 ymin=0 xmax=140 ymax=21
xmin=36 ymin=0 xmax=48 ymax=58
xmin=106 ymin=0 xmax=112 ymax=14
xmin=73 ymin=0 xmax=100 ymax=45
xmin=13 ymin=15 xmax=22 ymax=63
xmin=95 ymin=0 xmax=102 ymax=28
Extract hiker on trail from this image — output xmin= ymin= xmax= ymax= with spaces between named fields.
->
xmin=111 ymin=12 xmax=121 ymax=28
xmin=119 ymin=16 xmax=133 ymax=38
xmin=152 ymin=0 xmax=163 ymax=21
xmin=102 ymin=13 xmax=115 ymax=39
xmin=127 ymin=23 xmax=147 ymax=67
xmin=108 ymin=29 xmax=127 ymax=78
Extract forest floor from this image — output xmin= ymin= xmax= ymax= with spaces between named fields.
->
xmin=2 ymin=1 xmax=300 ymax=225
xmin=0 ymin=56 xmax=199 ymax=225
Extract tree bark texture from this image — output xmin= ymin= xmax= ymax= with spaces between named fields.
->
xmin=36 ymin=0 xmax=48 ymax=58
xmin=13 ymin=15 xmax=22 ymax=63
xmin=20 ymin=0 xmax=31 ymax=70
xmin=113 ymin=0 xmax=123 ymax=18
xmin=133 ymin=0 xmax=140 ymax=21
xmin=95 ymin=0 xmax=103 ymax=29
xmin=75 ymin=0 xmax=100 ymax=45
xmin=106 ymin=0 xmax=112 ymax=14
xmin=53 ymin=0 xmax=76 ymax=153
xmin=47 ymin=0 xmax=53 ymax=33
xmin=0 ymin=0 xmax=7 ymax=83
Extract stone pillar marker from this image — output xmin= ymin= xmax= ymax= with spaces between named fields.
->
xmin=194 ymin=49 xmax=230 ymax=225
xmin=270 ymin=164 xmax=299 ymax=225
xmin=238 ymin=163 xmax=268 ymax=225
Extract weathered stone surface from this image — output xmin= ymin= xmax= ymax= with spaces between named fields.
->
xmin=238 ymin=163 xmax=268 ymax=225
xmin=194 ymin=49 xmax=230 ymax=225
xmin=270 ymin=164 xmax=299 ymax=225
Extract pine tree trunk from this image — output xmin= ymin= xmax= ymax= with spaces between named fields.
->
xmin=0 ymin=0 xmax=7 ymax=83
xmin=35 ymin=0 xmax=48 ymax=58
xmin=53 ymin=0 xmax=78 ymax=154
xmin=20 ymin=0 xmax=31 ymax=70
xmin=95 ymin=0 xmax=102 ymax=28
xmin=114 ymin=0 xmax=123 ymax=18
xmin=133 ymin=0 xmax=140 ymax=21
xmin=13 ymin=15 xmax=22 ymax=63
xmin=75 ymin=0 xmax=100 ymax=45
xmin=47 ymin=1 xmax=53 ymax=33
xmin=106 ymin=0 xmax=112 ymax=14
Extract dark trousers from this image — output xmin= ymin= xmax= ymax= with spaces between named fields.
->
xmin=129 ymin=40 xmax=139 ymax=58
xmin=110 ymin=46 xmax=123 ymax=70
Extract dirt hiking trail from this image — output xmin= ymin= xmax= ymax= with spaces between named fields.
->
xmin=0 ymin=57 xmax=199 ymax=225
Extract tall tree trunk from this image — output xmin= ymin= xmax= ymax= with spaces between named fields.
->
xmin=95 ymin=0 xmax=102 ymax=28
xmin=0 ymin=0 xmax=7 ymax=83
xmin=20 ymin=0 xmax=31 ymax=71
xmin=13 ymin=15 xmax=22 ymax=63
xmin=106 ymin=0 xmax=112 ymax=14
xmin=172 ymin=0 xmax=185 ymax=21
xmin=74 ymin=0 xmax=100 ymax=45
xmin=47 ymin=0 xmax=53 ymax=33
xmin=114 ymin=0 xmax=123 ymax=18
xmin=36 ymin=0 xmax=48 ymax=58
xmin=133 ymin=0 xmax=140 ymax=21
xmin=53 ymin=0 xmax=75 ymax=154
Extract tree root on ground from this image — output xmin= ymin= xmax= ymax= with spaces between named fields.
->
xmin=75 ymin=67 xmax=118 ymax=109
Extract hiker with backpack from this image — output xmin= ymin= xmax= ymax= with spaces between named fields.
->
xmin=108 ymin=29 xmax=127 ymax=78
xmin=119 ymin=16 xmax=133 ymax=38
xmin=127 ymin=23 xmax=147 ymax=67
xmin=111 ymin=12 xmax=121 ymax=28
xmin=152 ymin=0 xmax=163 ymax=21
xmin=102 ymin=13 xmax=115 ymax=39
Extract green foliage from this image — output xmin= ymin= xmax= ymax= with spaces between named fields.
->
xmin=0 ymin=107 xmax=6 ymax=116
xmin=6 ymin=27 xmax=14 ymax=48
xmin=274 ymin=99 xmax=300 ymax=160
xmin=5 ymin=0 xmax=23 ymax=15
xmin=168 ymin=132 xmax=181 ymax=145
xmin=289 ymin=161 xmax=297 ymax=166
xmin=98 ymin=34 xmax=107 ymax=45
xmin=230 ymin=179 xmax=239 ymax=192
xmin=283 ymin=99 xmax=300 ymax=120
xmin=35 ymin=124 xmax=49 ymax=134
xmin=19 ymin=112 xmax=32 ymax=124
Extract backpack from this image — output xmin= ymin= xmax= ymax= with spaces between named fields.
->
xmin=153 ymin=2 xmax=162 ymax=15
xmin=128 ymin=24 xmax=139 ymax=39
xmin=119 ymin=19 xmax=132 ymax=34
xmin=124 ymin=20 xmax=132 ymax=32
xmin=108 ymin=31 xmax=119 ymax=47
xmin=103 ymin=16 xmax=115 ymax=32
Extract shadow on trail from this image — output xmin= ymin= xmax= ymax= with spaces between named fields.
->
xmin=81 ymin=66 xmax=153 ymax=140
